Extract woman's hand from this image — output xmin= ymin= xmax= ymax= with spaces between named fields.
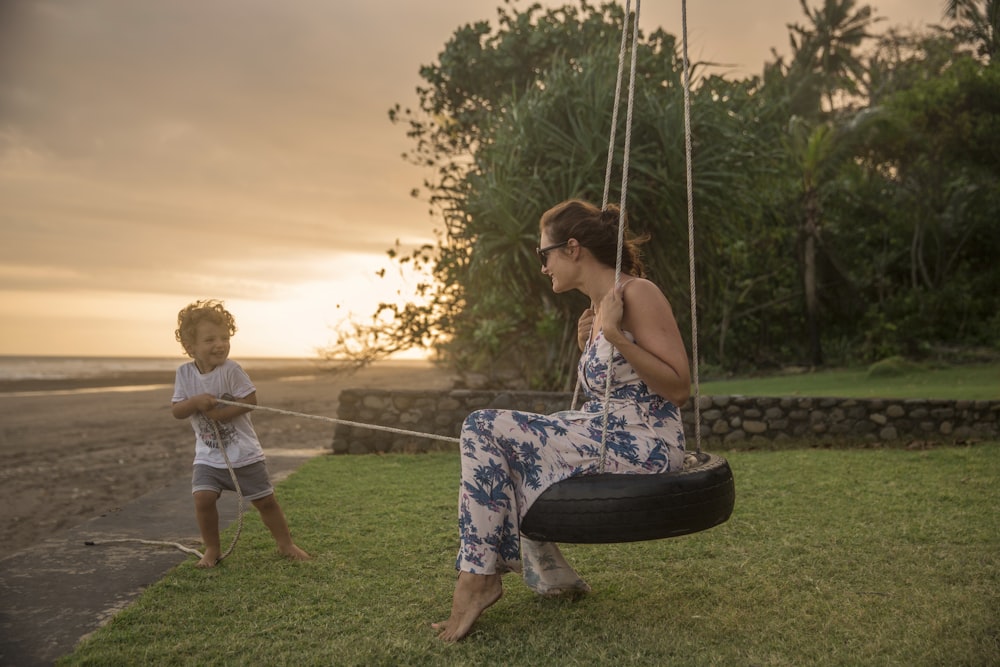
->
xmin=596 ymin=284 xmax=626 ymax=346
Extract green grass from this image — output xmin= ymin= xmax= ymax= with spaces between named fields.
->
xmin=62 ymin=445 xmax=999 ymax=666
xmin=700 ymin=361 xmax=1000 ymax=400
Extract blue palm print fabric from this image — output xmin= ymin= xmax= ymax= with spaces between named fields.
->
xmin=455 ymin=328 xmax=686 ymax=576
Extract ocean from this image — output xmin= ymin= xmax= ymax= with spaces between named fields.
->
xmin=0 ymin=356 xmax=317 ymax=382
xmin=0 ymin=356 xmax=328 ymax=399
xmin=0 ymin=356 xmax=186 ymax=382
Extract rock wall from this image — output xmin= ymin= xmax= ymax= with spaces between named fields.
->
xmin=332 ymin=388 xmax=999 ymax=454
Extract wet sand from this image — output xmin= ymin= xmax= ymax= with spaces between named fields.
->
xmin=0 ymin=359 xmax=456 ymax=560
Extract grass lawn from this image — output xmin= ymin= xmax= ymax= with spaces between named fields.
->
xmin=699 ymin=361 xmax=1000 ymax=400
xmin=62 ymin=444 xmax=999 ymax=666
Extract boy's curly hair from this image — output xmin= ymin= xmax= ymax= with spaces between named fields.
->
xmin=175 ymin=299 xmax=238 ymax=357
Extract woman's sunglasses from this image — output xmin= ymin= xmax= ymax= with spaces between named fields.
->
xmin=535 ymin=240 xmax=569 ymax=267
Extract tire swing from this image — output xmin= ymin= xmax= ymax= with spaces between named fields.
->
xmin=521 ymin=0 xmax=735 ymax=545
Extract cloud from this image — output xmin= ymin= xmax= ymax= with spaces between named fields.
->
xmin=0 ymin=0 xmax=949 ymax=355
xmin=0 ymin=0 xmax=440 ymax=308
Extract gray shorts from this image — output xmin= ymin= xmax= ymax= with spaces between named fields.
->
xmin=192 ymin=461 xmax=274 ymax=501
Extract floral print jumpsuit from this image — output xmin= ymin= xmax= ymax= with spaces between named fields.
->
xmin=454 ymin=327 xmax=686 ymax=594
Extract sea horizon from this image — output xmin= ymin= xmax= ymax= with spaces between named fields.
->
xmin=0 ymin=354 xmax=431 ymax=383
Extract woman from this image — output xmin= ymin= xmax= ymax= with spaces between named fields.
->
xmin=433 ymin=199 xmax=691 ymax=641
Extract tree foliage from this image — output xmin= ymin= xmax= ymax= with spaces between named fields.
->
xmin=321 ymin=0 xmax=1000 ymax=385
xmin=945 ymin=0 xmax=999 ymax=61
xmin=849 ymin=54 xmax=1000 ymax=355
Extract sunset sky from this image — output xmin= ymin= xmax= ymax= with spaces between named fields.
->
xmin=0 ymin=0 xmax=946 ymax=359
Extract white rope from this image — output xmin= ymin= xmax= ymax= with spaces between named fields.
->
xmin=571 ymin=0 xmax=634 ymax=413
xmin=87 ymin=419 xmax=245 ymax=563
xmin=215 ymin=399 xmax=461 ymax=444
xmin=213 ymin=417 xmax=246 ymax=561
xmin=597 ymin=0 xmax=641 ymax=473
xmin=86 ymin=399 xmax=456 ymax=561
xmin=86 ymin=0 xmax=699 ymax=557
xmin=84 ymin=536 xmax=205 ymax=558
xmin=580 ymin=0 xmax=702 ymax=464
xmin=681 ymin=0 xmax=702 ymax=453
xmin=602 ymin=0 xmax=631 ymax=210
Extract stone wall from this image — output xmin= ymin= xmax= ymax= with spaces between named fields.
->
xmin=331 ymin=388 xmax=999 ymax=454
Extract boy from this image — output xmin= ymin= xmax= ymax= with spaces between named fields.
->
xmin=171 ymin=299 xmax=310 ymax=568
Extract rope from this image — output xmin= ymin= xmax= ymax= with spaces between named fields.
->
xmin=580 ymin=0 xmax=703 ymax=464
xmin=681 ymin=0 xmax=702 ymax=453
xmin=602 ymin=0 xmax=631 ymax=210
xmin=215 ymin=399 xmax=461 ymax=444
xmin=86 ymin=419 xmax=245 ymax=563
xmin=86 ymin=398 xmax=458 ymax=561
xmin=596 ymin=0 xmax=641 ymax=473
xmin=213 ymin=417 xmax=246 ymax=561
xmin=85 ymin=0 xmax=701 ymax=558
xmin=571 ymin=0 xmax=635 ymax=413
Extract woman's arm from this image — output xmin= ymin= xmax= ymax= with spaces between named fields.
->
xmin=598 ymin=279 xmax=691 ymax=406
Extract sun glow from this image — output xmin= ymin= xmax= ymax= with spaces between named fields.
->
xmin=224 ymin=252 xmax=434 ymax=359
xmin=0 ymin=251 xmax=434 ymax=359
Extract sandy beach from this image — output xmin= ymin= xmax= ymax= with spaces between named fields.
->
xmin=0 ymin=359 xmax=457 ymax=560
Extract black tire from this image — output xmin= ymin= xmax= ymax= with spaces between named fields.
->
xmin=520 ymin=451 xmax=735 ymax=544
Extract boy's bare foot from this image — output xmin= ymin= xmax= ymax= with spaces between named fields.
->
xmin=280 ymin=544 xmax=311 ymax=561
xmin=432 ymin=572 xmax=503 ymax=642
xmin=195 ymin=551 xmax=220 ymax=568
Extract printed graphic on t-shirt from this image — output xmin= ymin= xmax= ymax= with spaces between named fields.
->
xmin=196 ymin=413 xmax=238 ymax=450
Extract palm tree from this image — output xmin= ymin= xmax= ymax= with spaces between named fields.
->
xmin=788 ymin=119 xmax=838 ymax=366
xmin=786 ymin=0 xmax=883 ymax=114
xmin=944 ymin=0 xmax=999 ymax=61
xmin=770 ymin=1 xmax=879 ymax=366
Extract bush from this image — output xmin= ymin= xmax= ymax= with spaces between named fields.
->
xmin=866 ymin=355 xmax=925 ymax=379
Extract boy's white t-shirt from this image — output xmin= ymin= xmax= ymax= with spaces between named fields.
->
xmin=172 ymin=359 xmax=265 ymax=469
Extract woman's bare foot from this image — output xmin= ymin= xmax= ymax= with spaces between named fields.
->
xmin=432 ymin=572 xmax=503 ymax=642
xmin=280 ymin=544 xmax=311 ymax=561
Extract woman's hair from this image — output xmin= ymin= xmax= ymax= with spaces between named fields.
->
xmin=175 ymin=299 xmax=237 ymax=356
xmin=539 ymin=199 xmax=647 ymax=277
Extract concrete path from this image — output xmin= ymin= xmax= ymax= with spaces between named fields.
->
xmin=0 ymin=452 xmax=318 ymax=667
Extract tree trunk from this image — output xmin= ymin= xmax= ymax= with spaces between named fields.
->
xmin=803 ymin=191 xmax=824 ymax=366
